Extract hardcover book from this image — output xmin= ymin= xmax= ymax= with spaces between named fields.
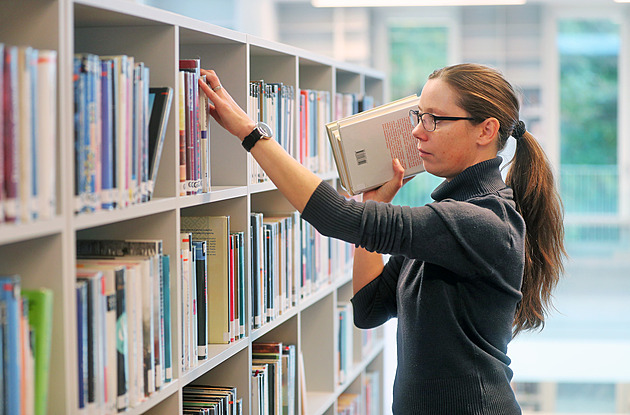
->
xmin=325 ymin=94 xmax=424 ymax=196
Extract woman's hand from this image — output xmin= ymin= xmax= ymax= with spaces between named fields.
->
xmin=362 ymin=158 xmax=410 ymax=203
xmin=198 ymin=69 xmax=256 ymax=140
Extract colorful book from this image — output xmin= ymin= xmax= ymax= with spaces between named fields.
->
xmin=21 ymin=289 xmax=53 ymax=415
xmin=0 ymin=275 xmax=21 ymax=415
xmin=100 ymin=58 xmax=115 ymax=210
xmin=181 ymin=216 xmax=231 ymax=344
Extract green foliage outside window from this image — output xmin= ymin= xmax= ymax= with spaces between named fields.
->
xmin=388 ymin=23 xmax=449 ymax=207
xmin=558 ymin=19 xmax=619 ymax=216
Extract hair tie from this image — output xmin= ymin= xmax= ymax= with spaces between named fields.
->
xmin=513 ymin=120 xmax=526 ymax=140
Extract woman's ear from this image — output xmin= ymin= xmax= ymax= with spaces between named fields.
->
xmin=476 ymin=117 xmax=500 ymax=147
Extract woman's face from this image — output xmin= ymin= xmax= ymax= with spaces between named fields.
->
xmin=413 ymin=78 xmax=486 ymax=180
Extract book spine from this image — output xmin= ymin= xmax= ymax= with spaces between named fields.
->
xmin=100 ymin=59 xmax=114 ymax=210
xmin=21 ymin=289 xmax=53 ymax=415
xmin=199 ymin=76 xmax=210 ymax=193
xmin=237 ymin=232 xmax=245 ymax=338
xmin=180 ymin=233 xmax=191 ymax=371
xmin=229 ymin=234 xmax=235 ymax=343
xmin=141 ymin=65 xmax=150 ymax=203
xmin=0 ymin=43 xmax=4 ymax=224
xmin=36 ymin=50 xmax=57 ymax=219
xmin=75 ymin=279 xmax=88 ymax=410
xmin=17 ymin=47 xmax=35 ymax=223
xmin=0 ymin=276 xmax=22 ymax=415
xmin=193 ymin=241 xmax=208 ymax=359
xmin=115 ymin=268 xmax=129 ymax=410
xmin=178 ymin=72 xmax=186 ymax=196
xmin=162 ymin=255 xmax=172 ymax=382
xmin=4 ymin=46 xmax=20 ymax=223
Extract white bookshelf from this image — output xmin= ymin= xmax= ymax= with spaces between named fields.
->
xmin=0 ymin=0 xmax=386 ymax=414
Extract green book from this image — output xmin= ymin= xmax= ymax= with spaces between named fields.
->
xmin=181 ymin=215 xmax=231 ymax=344
xmin=22 ymin=288 xmax=54 ymax=415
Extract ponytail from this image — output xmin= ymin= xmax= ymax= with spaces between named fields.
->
xmin=430 ymin=63 xmax=567 ymax=336
xmin=506 ymin=130 xmax=567 ymax=336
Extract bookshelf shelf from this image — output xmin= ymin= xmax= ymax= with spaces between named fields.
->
xmin=0 ymin=0 xmax=386 ymax=414
xmin=0 ymin=218 xmax=65 ymax=246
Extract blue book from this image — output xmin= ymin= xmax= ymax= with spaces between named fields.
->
xmin=29 ymin=48 xmax=39 ymax=220
xmin=85 ymin=54 xmax=98 ymax=212
xmin=192 ymin=241 xmax=207 ymax=359
xmin=0 ymin=275 xmax=20 ymax=415
xmin=100 ymin=59 xmax=114 ymax=210
xmin=141 ymin=66 xmax=149 ymax=203
xmin=161 ymin=255 xmax=172 ymax=383
xmin=73 ymin=55 xmax=86 ymax=214
xmin=76 ymin=279 xmax=88 ymax=409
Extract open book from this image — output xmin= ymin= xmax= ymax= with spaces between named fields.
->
xmin=326 ymin=94 xmax=424 ymax=195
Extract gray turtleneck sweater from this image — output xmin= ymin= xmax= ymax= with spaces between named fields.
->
xmin=301 ymin=157 xmax=525 ymax=414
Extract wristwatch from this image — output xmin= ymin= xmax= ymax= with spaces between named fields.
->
xmin=242 ymin=121 xmax=274 ymax=152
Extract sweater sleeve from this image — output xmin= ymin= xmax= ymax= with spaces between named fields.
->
xmin=301 ymin=181 xmax=524 ymax=280
xmin=350 ymin=255 xmax=403 ymax=329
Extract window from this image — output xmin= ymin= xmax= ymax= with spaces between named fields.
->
xmin=510 ymin=15 xmax=630 ymax=414
xmin=388 ymin=23 xmax=449 ymax=207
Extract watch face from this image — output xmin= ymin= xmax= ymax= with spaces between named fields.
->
xmin=256 ymin=122 xmax=273 ymax=138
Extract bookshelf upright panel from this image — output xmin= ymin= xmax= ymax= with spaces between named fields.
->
xmin=0 ymin=1 xmax=387 ymax=414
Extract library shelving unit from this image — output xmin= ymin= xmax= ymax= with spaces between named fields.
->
xmin=0 ymin=1 xmax=386 ymax=415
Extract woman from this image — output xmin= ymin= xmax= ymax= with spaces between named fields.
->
xmin=199 ymin=63 xmax=566 ymax=414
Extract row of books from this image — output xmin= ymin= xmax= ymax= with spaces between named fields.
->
xmin=337 ymin=302 xmax=354 ymax=385
xmin=180 ymin=216 xmax=247 ymax=375
xmin=298 ymin=89 xmax=332 ymax=175
xmin=248 ymin=80 xmax=296 ymax=184
xmin=250 ymin=211 xmax=355 ymax=330
xmin=0 ymin=276 xmax=53 ymax=415
xmin=251 ymin=342 xmax=296 ymax=415
xmin=250 ymin=212 xmax=300 ymax=328
xmin=179 ymin=59 xmax=211 ymax=196
xmin=363 ymin=371 xmax=381 ymax=415
xmin=73 ymin=53 xmax=154 ymax=214
xmin=75 ymin=239 xmax=172 ymax=413
xmin=337 ymin=393 xmax=361 ymax=415
xmin=246 ymin=80 xmax=375 ymax=184
xmin=335 ymin=371 xmax=380 ymax=415
xmin=333 ymin=92 xmax=375 ymax=123
xmin=338 ymin=302 xmax=380 ymax=386
xmin=1 ymin=44 xmax=57 ymax=224
xmin=300 ymin=91 xmax=375 ymax=177
xmin=183 ymin=384 xmax=242 ymax=415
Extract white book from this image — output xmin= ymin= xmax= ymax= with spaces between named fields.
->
xmin=36 ymin=50 xmax=57 ymax=220
xmin=326 ymin=94 xmax=424 ymax=196
xmin=18 ymin=46 xmax=35 ymax=222
xmin=180 ymin=233 xmax=191 ymax=371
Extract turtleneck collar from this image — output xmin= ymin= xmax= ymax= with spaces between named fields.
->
xmin=430 ymin=157 xmax=507 ymax=202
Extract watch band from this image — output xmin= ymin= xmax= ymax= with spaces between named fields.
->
xmin=242 ymin=126 xmax=262 ymax=152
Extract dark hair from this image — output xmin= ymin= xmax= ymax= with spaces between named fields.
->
xmin=429 ymin=63 xmax=567 ymax=336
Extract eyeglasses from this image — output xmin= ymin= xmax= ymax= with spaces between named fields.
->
xmin=409 ymin=109 xmax=475 ymax=132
